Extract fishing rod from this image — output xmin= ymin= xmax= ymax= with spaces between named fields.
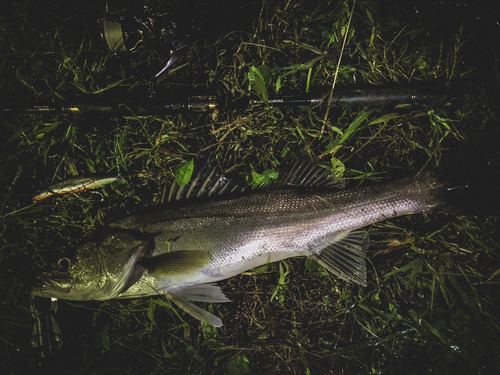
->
xmin=248 ymin=85 xmax=454 ymax=109
xmin=0 ymin=2 xmax=458 ymax=117
xmin=0 ymin=94 xmax=218 ymax=115
xmin=0 ymin=85 xmax=455 ymax=115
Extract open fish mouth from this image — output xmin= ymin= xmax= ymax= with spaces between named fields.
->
xmin=32 ymin=273 xmax=73 ymax=296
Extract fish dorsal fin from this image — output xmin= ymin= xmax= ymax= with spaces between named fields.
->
xmin=166 ymin=155 xmax=343 ymax=203
xmin=310 ymin=230 xmax=369 ymax=287
xmin=166 ymin=284 xmax=230 ymax=327
xmin=168 ymin=165 xmax=245 ymax=203
xmin=263 ymin=156 xmax=344 ymax=189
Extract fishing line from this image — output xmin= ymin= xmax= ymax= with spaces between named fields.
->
xmin=323 ymin=0 xmax=357 ymax=127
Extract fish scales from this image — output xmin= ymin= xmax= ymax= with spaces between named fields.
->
xmin=116 ymin=173 xmax=442 ymax=297
xmin=118 ymin=173 xmax=440 ymax=233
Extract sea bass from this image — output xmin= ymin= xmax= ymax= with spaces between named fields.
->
xmin=32 ymin=158 xmax=454 ymax=326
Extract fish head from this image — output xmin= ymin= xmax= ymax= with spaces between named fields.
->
xmin=32 ymin=232 xmax=148 ymax=301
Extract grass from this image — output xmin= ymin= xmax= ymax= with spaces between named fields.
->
xmin=1 ymin=0 xmax=500 ymax=374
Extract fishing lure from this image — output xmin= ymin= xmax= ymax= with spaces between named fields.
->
xmin=33 ymin=176 xmax=119 ymax=204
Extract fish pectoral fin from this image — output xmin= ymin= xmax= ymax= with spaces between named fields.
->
xmin=310 ymin=230 xmax=369 ymax=287
xmin=166 ymin=284 xmax=230 ymax=327
xmin=140 ymin=250 xmax=212 ymax=277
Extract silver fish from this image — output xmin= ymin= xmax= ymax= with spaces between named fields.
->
xmin=33 ymin=158 xmax=447 ymax=326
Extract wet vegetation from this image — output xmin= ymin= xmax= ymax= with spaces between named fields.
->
xmin=1 ymin=0 xmax=500 ymax=374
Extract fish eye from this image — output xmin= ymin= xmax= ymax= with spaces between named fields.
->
xmin=57 ymin=258 xmax=72 ymax=272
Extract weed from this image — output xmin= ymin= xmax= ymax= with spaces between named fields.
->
xmin=1 ymin=1 xmax=499 ymax=374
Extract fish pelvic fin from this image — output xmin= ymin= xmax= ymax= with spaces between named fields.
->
xmin=166 ymin=284 xmax=230 ymax=327
xmin=310 ymin=230 xmax=369 ymax=287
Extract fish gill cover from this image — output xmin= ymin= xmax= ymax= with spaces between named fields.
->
xmin=1 ymin=0 xmax=500 ymax=374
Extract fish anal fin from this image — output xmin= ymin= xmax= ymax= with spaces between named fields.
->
xmin=166 ymin=284 xmax=230 ymax=327
xmin=310 ymin=230 xmax=369 ymax=287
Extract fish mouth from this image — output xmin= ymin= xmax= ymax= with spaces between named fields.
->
xmin=32 ymin=273 xmax=73 ymax=296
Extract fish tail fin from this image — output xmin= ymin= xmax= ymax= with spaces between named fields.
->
xmin=309 ymin=230 xmax=370 ymax=287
